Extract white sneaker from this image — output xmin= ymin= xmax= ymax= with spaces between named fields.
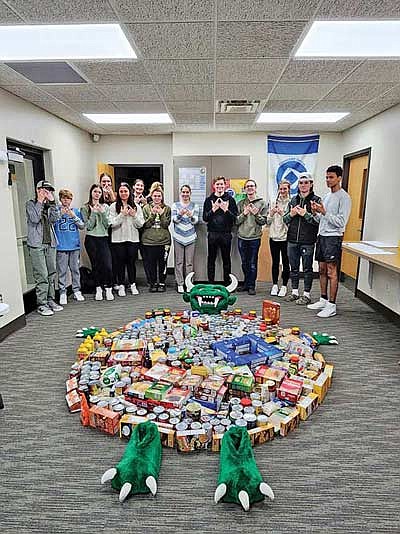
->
xmin=74 ymin=291 xmax=85 ymax=301
xmin=270 ymin=284 xmax=279 ymax=296
xmin=278 ymin=286 xmax=287 ymax=297
xmin=113 ymin=284 xmax=119 ymax=291
xmin=59 ymin=293 xmax=67 ymax=306
xmin=317 ymin=302 xmax=337 ymax=318
xmin=307 ymin=298 xmax=328 ymax=311
xmin=95 ymin=287 xmax=103 ymax=301
xmin=105 ymin=287 xmax=114 ymax=301
xmin=177 ymin=285 xmax=184 ymax=294
xmin=48 ymin=299 xmax=63 ymax=312
xmin=118 ymin=285 xmax=126 ymax=297
xmin=37 ymin=305 xmax=54 ymax=316
xmin=130 ymin=283 xmax=139 ymax=295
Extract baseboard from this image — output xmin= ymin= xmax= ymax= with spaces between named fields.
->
xmin=356 ymin=289 xmax=400 ymax=326
xmin=0 ymin=314 xmax=26 ymax=342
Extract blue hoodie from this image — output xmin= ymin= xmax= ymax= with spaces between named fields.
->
xmin=54 ymin=208 xmax=84 ymax=251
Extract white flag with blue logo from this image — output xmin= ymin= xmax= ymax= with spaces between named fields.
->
xmin=267 ymin=134 xmax=320 ymax=202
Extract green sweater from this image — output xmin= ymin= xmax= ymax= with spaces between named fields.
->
xmin=236 ymin=197 xmax=268 ymax=240
xmin=142 ymin=204 xmax=171 ymax=246
xmin=81 ymin=204 xmax=110 ymax=237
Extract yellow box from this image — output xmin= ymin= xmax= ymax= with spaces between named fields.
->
xmin=280 ymin=409 xmax=300 ymax=437
xmin=313 ymin=372 xmax=329 ymax=403
xmin=248 ymin=424 xmax=275 ymax=446
xmin=296 ymin=393 xmax=319 ymax=421
xmin=191 ymin=365 xmax=209 ymax=377
xmin=324 ymin=364 xmax=334 ymax=388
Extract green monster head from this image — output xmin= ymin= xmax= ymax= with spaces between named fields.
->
xmin=182 ymin=272 xmax=237 ymax=314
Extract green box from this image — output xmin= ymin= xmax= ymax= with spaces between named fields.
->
xmin=145 ymin=382 xmax=172 ymax=401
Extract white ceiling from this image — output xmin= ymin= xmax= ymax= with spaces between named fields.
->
xmin=1 ymin=0 xmax=400 ymax=135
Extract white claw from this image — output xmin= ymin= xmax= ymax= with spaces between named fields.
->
xmin=119 ymin=482 xmax=132 ymax=502
xmin=259 ymin=482 xmax=275 ymax=501
xmin=101 ymin=468 xmax=117 ymax=484
xmin=214 ymin=483 xmax=227 ymax=504
xmin=146 ymin=476 xmax=157 ymax=496
xmin=238 ymin=490 xmax=250 ymax=511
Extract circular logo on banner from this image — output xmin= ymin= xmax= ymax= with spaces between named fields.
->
xmin=276 ymin=159 xmax=308 ymax=194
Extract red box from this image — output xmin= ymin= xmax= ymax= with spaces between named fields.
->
xmin=277 ymin=377 xmax=303 ymax=403
xmin=66 ymin=390 xmax=81 ymax=413
xmin=255 ymin=366 xmax=286 ymax=385
xmin=262 ymin=300 xmax=280 ymax=324
xmin=89 ymin=405 xmax=120 ymax=435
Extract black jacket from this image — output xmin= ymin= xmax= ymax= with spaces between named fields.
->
xmin=283 ymin=191 xmax=321 ymax=244
xmin=203 ymin=192 xmax=238 ymax=233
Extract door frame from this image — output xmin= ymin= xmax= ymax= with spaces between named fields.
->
xmin=341 ymin=147 xmax=371 ymax=287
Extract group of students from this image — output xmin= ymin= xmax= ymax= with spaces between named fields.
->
xmin=26 ymin=164 xmax=350 ymax=319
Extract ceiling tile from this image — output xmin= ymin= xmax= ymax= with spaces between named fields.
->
xmin=6 ymin=62 xmax=87 ymax=84
xmin=216 ymin=84 xmax=274 ymax=100
xmin=262 ymin=100 xmax=314 ymax=111
xmin=358 ymin=99 xmax=400 ymax=115
xmin=0 ymin=2 xmax=24 ymax=22
xmin=375 ymin=85 xmax=400 ymax=100
xmin=324 ymin=83 xmax=397 ymax=101
xmin=1 ymin=84 xmax=52 ymax=101
xmin=217 ymin=59 xmax=287 ymax=83
xmin=113 ymin=0 xmax=214 ymax=22
xmin=157 ymin=84 xmax=213 ymax=101
xmin=145 ymin=60 xmax=213 ymax=84
xmin=7 ymin=0 xmax=118 ymax=22
xmin=166 ymin=101 xmax=214 ymax=113
xmin=71 ymin=61 xmax=151 ymax=84
xmin=97 ymin=84 xmax=160 ymax=101
xmin=66 ymin=101 xmax=120 ymax=113
xmin=270 ymin=84 xmax=335 ymax=100
xmin=344 ymin=61 xmax=400 ymax=83
xmin=217 ymin=21 xmax=306 ymax=58
xmin=218 ymin=0 xmax=320 ymax=21
xmin=126 ymin=23 xmax=213 ymax=59
xmin=38 ymin=84 xmax=106 ymax=101
xmin=215 ymin=113 xmax=256 ymax=124
xmin=114 ymin=101 xmax=167 ymax=113
xmin=281 ymin=60 xmax=363 ymax=84
xmin=173 ymin=113 xmax=213 ymax=124
xmin=310 ymin=100 xmax=365 ymax=112
xmin=316 ymin=0 xmax=400 ymax=18
xmin=0 ymin=64 xmax=32 ymax=85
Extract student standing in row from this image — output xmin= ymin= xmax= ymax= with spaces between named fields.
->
xmin=283 ymin=174 xmax=321 ymax=305
xmin=81 ymin=184 xmax=114 ymax=301
xmin=172 ymin=184 xmax=199 ymax=293
xmin=142 ymin=187 xmax=171 ymax=292
xmin=109 ymin=183 xmax=144 ymax=296
xmin=236 ymin=179 xmax=268 ymax=295
xmin=26 ymin=180 xmax=62 ymax=316
xmin=203 ymin=176 xmax=238 ymax=285
xmin=54 ymin=189 xmax=85 ymax=305
xmin=308 ymin=165 xmax=351 ymax=318
xmin=266 ymin=179 xmax=291 ymax=297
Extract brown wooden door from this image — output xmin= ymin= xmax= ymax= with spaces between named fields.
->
xmin=257 ymin=227 xmax=272 ymax=282
xmin=342 ymin=154 xmax=369 ymax=278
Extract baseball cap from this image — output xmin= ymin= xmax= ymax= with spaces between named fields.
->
xmin=36 ymin=180 xmax=55 ymax=191
xmin=298 ymin=172 xmax=313 ymax=182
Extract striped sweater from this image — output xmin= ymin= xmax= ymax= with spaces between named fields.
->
xmin=172 ymin=201 xmax=199 ymax=246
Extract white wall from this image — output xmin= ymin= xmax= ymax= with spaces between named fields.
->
xmin=0 ymin=88 xmax=93 ymax=329
xmin=343 ymin=105 xmax=400 ymax=314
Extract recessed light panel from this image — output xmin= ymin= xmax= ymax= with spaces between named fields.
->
xmin=83 ymin=113 xmax=173 ymax=124
xmin=296 ymin=21 xmax=400 ymax=58
xmin=0 ymin=24 xmax=136 ymax=60
xmin=257 ymin=113 xmax=348 ymax=123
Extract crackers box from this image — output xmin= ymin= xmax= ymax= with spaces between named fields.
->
xmin=277 ymin=377 xmax=303 ymax=403
xmin=248 ymin=424 xmax=275 ymax=446
xmin=66 ymin=389 xmax=81 ymax=413
xmin=296 ymin=393 xmax=319 ymax=421
xmin=262 ymin=300 xmax=280 ymax=324
xmin=176 ymin=428 xmax=209 ymax=452
xmin=89 ymin=405 xmax=120 ymax=435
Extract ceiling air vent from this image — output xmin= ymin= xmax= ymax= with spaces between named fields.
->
xmin=217 ymin=100 xmax=261 ymax=113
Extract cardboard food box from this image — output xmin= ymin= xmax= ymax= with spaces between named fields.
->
xmin=156 ymin=425 xmax=175 ymax=448
xmin=108 ymin=351 xmax=142 ymax=367
xmin=119 ymin=414 xmax=148 ymax=439
xmin=180 ymin=374 xmax=202 ymax=392
xmin=296 ymin=393 xmax=319 ymax=421
xmin=89 ymin=405 xmax=120 ymax=435
xmin=211 ymin=432 xmax=224 ymax=453
xmin=66 ymin=377 xmax=78 ymax=393
xmin=190 ymin=365 xmax=209 ymax=377
xmin=248 ymin=424 xmax=275 ymax=446
xmin=324 ymin=364 xmax=334 ymax=388
xmin=89 ymin=348 xmax=110 ymax=365
xmin=145 ymin=381 xmax=172 ymax=401
xmin=313 ymin=372 xmax=330 ymax=403
xmin=162 ymin=387 xmax=191 ymax=408
xmin=228 ymin=374 xmax=254 ymax=393
xmin=262 ymin=300 xmax=280 ymax=324
xmin=277 ymin=377 xmax=303 ymax=403
xmin=159 ymin=367 xmax=187 ymax=386
xmin=255 ymin=366 xmax=286 ymax=385
xmin=144 ymin=362 xmax=170 ymax=382
xmin=198 ymin=375 xmax=225 ymax=395
xmin=66 ymin=389 xmax=81 ymax=413
xmin=176 ymin=428 xmax=209 ymax=452
xmin=111 ymin=338 xmax=144 ymax=352
xmin=279 ymin=409 xmax=300 ymax=437
xmin=125 ymin=380 xmax=153 ymax=399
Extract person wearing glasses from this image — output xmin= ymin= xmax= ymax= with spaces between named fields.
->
xmin=236 ymin=179 xmax=268 ymax=295
xmin=283 ymin=173 xmax=321 ymax=305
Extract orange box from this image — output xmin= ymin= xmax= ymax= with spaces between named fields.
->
xmin=262 ymin=300 xmax=281 ymax=324
xmin=89 ymin=405 xmax=120 ymax=435
xmin=66 ymin=389 xmax=81 ymax=413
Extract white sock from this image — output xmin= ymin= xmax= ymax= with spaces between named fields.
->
xmin=303 ymin=291 xmax=310 ymax=298
xmin=292 ymin=289 xmax=299 ymax=296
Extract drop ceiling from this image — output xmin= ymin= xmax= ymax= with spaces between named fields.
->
xmin=1 ymin=0 xmax=400 ymax=135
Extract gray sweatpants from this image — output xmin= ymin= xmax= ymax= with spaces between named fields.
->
xmin=28 ymin=245 xmax=57 ymax=306
xmin=57 ymin=249 xmax=81 ymax=293
xmin=174 ymin=241 xmax=195 ymax=286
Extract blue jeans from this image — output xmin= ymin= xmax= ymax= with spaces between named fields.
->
xmin=238 ymin=238 xmax=261 ymax=290
xmin=287 ymin=242 xmax=315 ymax=292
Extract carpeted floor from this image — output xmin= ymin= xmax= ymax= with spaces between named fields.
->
xmin=1 ymin=277 xmax=399 ymax=534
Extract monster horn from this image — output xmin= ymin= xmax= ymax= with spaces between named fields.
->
xmin=101 ymin=468 xmax=117 ymax=484
xmin=185 ymin=272 xmax=195 ymax=292
xmin=259 ymin=482 xmax=275 ymax=500
xmin=146 ymin=476 xmax=157 ymax=496
xmin=225 ymin=274 xmax=238 ymax=293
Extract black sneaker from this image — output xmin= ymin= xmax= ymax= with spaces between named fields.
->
xmin=237 ymin=285 xmax=248 ymax=292
xmin=248 ymin=288 xmax=256 ymax=295
xmin=158 ymin=283 xmax=166 ymax=292
xmin=149 ymin=285 xmax=157 ymax=293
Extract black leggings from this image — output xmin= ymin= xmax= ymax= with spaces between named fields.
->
xmin=85 ymin=235 xmax=113 ymax=288
xmin=269 ymin=239 xmax=290 ymax=285
xmin=144 ymin=245 xmax=170 ymax=285
xmin=112 ymin=241 xmax=139 ymax=285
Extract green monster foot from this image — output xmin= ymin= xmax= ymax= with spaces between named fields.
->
xmin=101 ymin=421 xmax=162 ymax=502
xmin=312 ymin=331 xmax=338 ymax=345
xmin=215 ymin=426 xmax=274 ymax=511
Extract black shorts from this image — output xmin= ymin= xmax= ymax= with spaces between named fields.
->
xmin=315 ymin=236 xmax=343 ymax=263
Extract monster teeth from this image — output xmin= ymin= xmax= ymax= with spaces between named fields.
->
xmin=214 ymin=297 xmax=220 ymax=307
xmin=197 ymin=296 xmax=202 ymax=307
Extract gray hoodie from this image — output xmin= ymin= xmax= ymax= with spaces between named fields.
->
xmin=26 ymin=199 xmax=60 ymax=247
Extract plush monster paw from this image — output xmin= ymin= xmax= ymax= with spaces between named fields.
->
xmin=215 ymin=426 xmax=274 ymax=511
xmin=76 ymin=326 xmax=100 ymax=338
xmin=312 ymin=331 xmax=338 ymax=345
xmin=101 ymin=421 xmax=162 ymax=502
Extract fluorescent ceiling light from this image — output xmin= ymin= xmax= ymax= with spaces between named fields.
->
xmin=0 ymin=24 xmax=136 ymax=60
xmin=296 ymin=21 xmax=400 ymax=57
xmin=83 ymin=113 xmax=173 ymax=124
xmin=257 ymin=113 xmax=349 ymax=123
